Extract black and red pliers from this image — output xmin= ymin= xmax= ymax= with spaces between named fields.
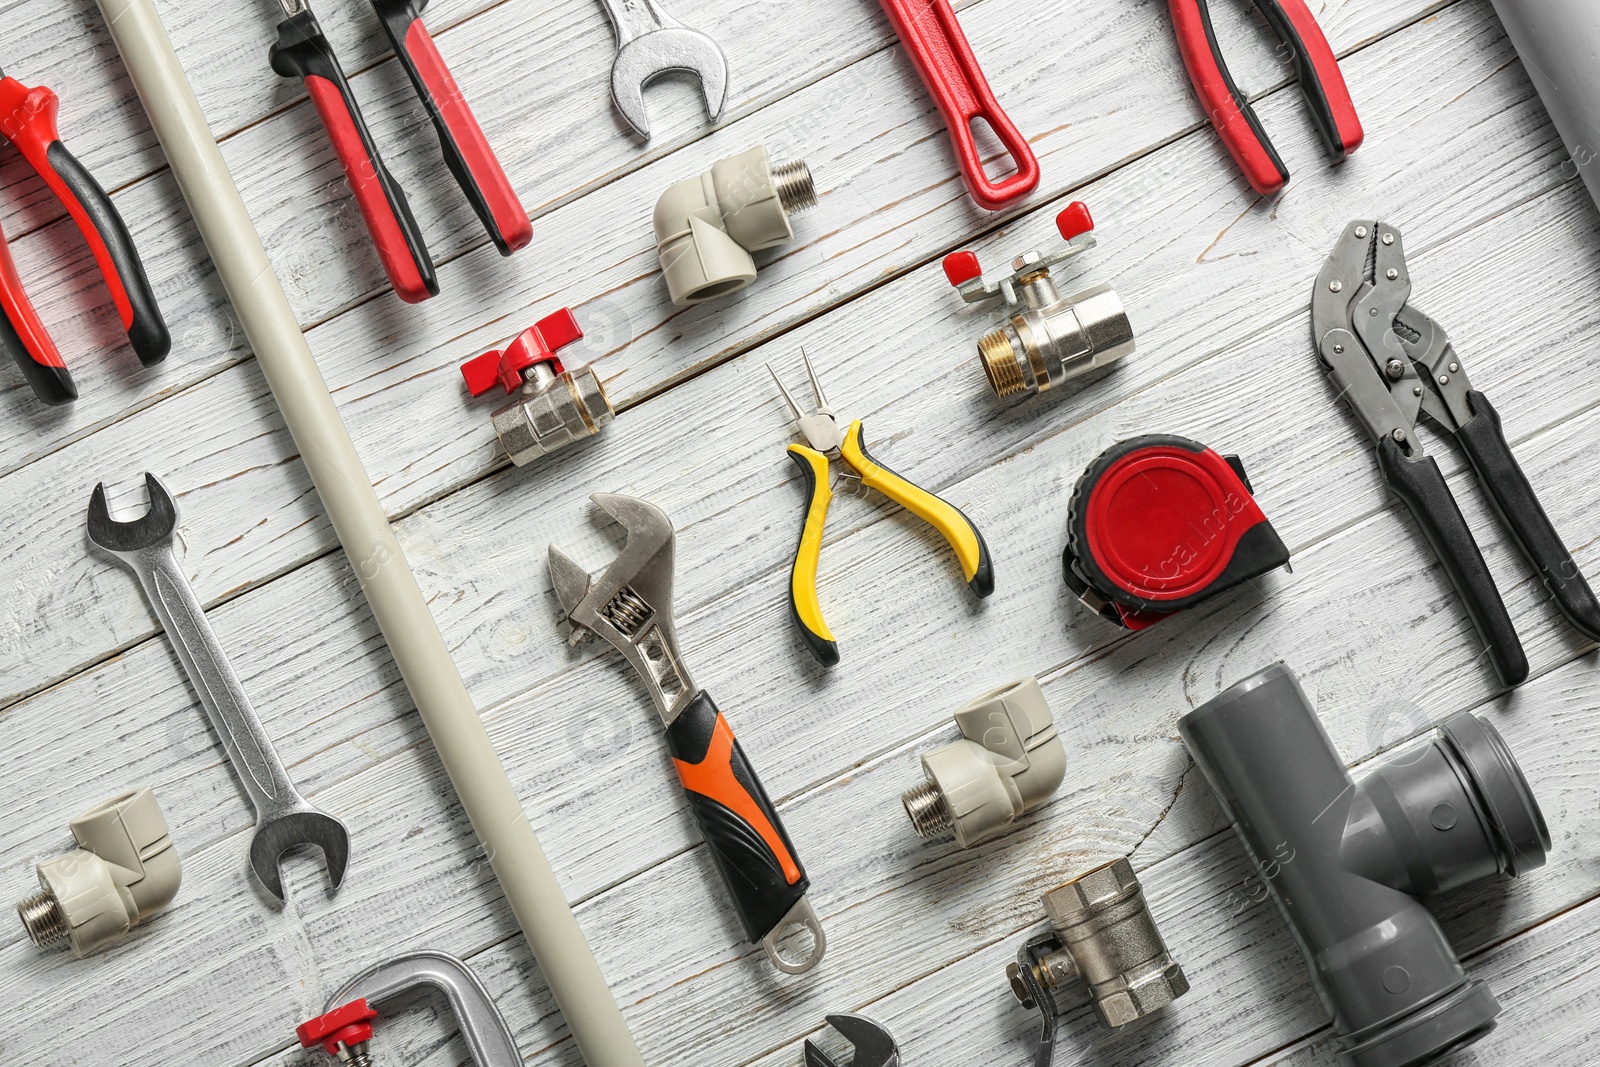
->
xmin=0 ymin=68 xmax=170 ymax=405
xmin=269 ymin=0 xmax=531 ymax=304
xmin=1168 ymin=0 xmax=1364 ymax=195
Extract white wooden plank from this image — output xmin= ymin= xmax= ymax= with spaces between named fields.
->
xmin=0 ymin=0 xmax=1444 ymax=476
xmin=6 ymin=327 xmax=1600 ymax=1064
xmin=0 ymin=0 xmax=1566 ymax=704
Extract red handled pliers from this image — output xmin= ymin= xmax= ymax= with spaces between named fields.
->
xmin=1169 ymin=0 xmax=1363 ymax=195
xmin=269 ymin=0 xmax=531 ymax=304
xmin=0 ymin=68 xmax=170 ymax=405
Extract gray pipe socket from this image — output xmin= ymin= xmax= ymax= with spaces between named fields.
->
xmin=1489 ymin=0 xmax=1600 ymax=217
xmin=1179 ymin=664 xmax=1550 ymax=1067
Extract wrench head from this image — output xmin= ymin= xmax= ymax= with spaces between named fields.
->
xmin=611 ymin=29 xmax=728 ymax=139
xmin=548 ymin=493 xmax=676 ymax=630
xmin=249 ymin=807 xmax=350 ymax=903
xmin=803 ymin=1014 xmax=899 ymax=1067
xmin=86 ymin=473 xmax=179 ymax=554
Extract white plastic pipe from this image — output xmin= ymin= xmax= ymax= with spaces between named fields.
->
xmin=91 ymin=3 xmax=645 ymax=1063
xmin=1490 ymin=0 xmax=1600 ymax=215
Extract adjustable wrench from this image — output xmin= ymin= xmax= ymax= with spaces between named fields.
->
xmin=596 ymin=0 xmax=727 ymax=139
xmin=86 ymin=473 xmax=350 ymax=903
xmin=548 ymin=493 xmax=825 ymax=973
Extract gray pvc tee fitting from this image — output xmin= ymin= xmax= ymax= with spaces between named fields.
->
xmin=1179 ymin=663 xmax=1550 ymax=1067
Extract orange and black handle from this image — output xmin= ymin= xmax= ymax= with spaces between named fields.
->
xmin=371 ymin=0 xmax=531 ymax=256
xmin=1169 ymin=0 xmax=1362 ymax=195
xmin=270 ymin=10 xmax=439 ymax=303
xmin=666 ymin=691 xmax=809 ymax=945
xmin=0 ymin=75 xmax=170 ymax=402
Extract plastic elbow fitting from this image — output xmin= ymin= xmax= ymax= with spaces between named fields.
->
xmin=16 ymin=788 xmax=181 ymax=957
xmin=901 ymin=677 xmax=1066 ymax=848
xmin=1180 ymin=663 xmax=1551 ymax=1067
xmin=654 ymin=145 xmax=816 ymax=306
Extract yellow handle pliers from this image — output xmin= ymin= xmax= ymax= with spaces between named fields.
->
xmin=769 ymin=351 xmax=994 ymax=665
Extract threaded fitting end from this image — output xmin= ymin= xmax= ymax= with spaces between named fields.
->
xmin=346 ymin=1049 xmax=372 ymax=1067
xmin=18 ymin=890 xmax=68 ymax=948
xmin=772 ymin=160 xmax=817 ymax=213
xmin=979 ymin=329 xmax=1027 ymax=398
xmin=903 ymin=781 xmax=955 ymax=838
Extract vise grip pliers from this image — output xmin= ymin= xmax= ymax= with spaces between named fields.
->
xmin=1312 ymin=220 xmax=1600 ymax=687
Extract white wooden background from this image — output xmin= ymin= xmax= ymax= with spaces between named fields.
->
xmin=2 ymin=0 xmax=1599 ymax=1063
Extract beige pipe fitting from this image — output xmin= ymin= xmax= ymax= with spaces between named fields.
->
xmin=17 ymin=789 xmax=181 ymax=957
xmin=902 ymin=677 xmax=1066 ymax=848
xmin=654 ymin=145 xmax=816 ymax=306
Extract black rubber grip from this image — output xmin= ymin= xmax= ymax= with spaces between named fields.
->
xmin=1378 ymin=433 xmax=1528 ymax=686
xmin=1455 ymin=390 xmax=1600 ymax=641
xmin=45 ymin=141 xmax=169 ymax=366
xmin=270 ymin=10 xmax=438 ymax=301
xmin=665 ymin=691 xmax=809 ymax=943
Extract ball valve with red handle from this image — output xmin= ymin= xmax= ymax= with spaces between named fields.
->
xmin=459 ymin=308 xmax=615 ymax=466
xmin=943 ymin=202 xmax=1133 ymax=401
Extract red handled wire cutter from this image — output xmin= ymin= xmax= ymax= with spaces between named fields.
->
xmin=269 ymin=0 xmax=532 ymax=304
xmin=0 ymin=67 xmax=169 ymax=405
xmin=1168 ymin=0 xmax=1363 ymax=195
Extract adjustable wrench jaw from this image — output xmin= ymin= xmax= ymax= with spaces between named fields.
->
xmin=549 ymin=493 xmax=698 ymax=725
xmin=803 ymin=1014 xmax=900 ymax=1067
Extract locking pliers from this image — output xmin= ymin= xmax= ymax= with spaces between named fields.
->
xmin=1311 ymin=220 xmax=1600 ymax=687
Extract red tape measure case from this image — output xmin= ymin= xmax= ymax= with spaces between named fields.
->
xmin=1063 ymin=435 xmax=1289 ymax=629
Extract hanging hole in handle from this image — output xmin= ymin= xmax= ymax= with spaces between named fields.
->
xmin=761 ymin=896 xmax=826 ymax=974
xmin=968 ymin=116 xmax=1023 ymax=186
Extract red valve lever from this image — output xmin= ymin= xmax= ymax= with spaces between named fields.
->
xmin=874 ymin=0 xmax=1040 ymax=211
xmin=943 ymin=251 xmax=982 ymax=286
xmin=1056 ymin=201 xmax=1094 ymax=240
xmin=297 ymin=999 xmax=378 ymax=1059
xmin=461 ymin=307 xmax=583 ymax=396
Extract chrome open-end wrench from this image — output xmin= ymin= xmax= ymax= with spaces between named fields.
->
xmin=596 ymin=0 xmax=727 ymax=139
xmin=549 ymin=493 xmax=825 ymax=973
xmin=86 ymin=473 xmax=350 ymax=903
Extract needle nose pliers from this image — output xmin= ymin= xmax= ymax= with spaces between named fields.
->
xmin=1168 ymin=0 xmax=1364 ymax=195
xmin=0 ymin=66 xmax=170 ymax=404
xmin=769 ymin=350 xmax=994 ymax=666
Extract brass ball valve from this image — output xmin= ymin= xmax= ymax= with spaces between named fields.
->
xmin=944 ymin=203 xmax=1134 ymax=400
xmin=460 ymin=308 xmax=614 ymax=466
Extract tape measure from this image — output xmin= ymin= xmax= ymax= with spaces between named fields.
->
xmin=1063 ymin=435 xmax=1290 ymax=629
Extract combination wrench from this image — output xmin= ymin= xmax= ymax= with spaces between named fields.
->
xmin=597 ymin=0 xmax=727 ymax=139
xmin=86 ymin=473 xmax=350 ymax=903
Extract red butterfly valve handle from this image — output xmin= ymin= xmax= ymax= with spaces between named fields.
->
xmin=459 ymin=308 xmax=614 ymax=465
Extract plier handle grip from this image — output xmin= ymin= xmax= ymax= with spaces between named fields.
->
xmin=771 ymin=353 xmax=994 ymax=666
xmin=0 ymin=72 xmax=169 ymax=404
xmin=1168 ymin=0 xmax=1363 ymax=195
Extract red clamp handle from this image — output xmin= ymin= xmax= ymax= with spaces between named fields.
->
xmin=0 ymin=222 xmax=72 ymax=403
xmin=297 ymin=999 xmax=378 ymax=1058
xmin=461 ymin=307 xmax=583 ymax=396
xmin=1169 ymin=0 xmax=1362 ymax=195
xmin=371 ymin=0 xmax=532 ymax=255
xmin=874 ymin=0 xmax=1040 ymax=211
xmin=270 ymin=11 xmax=439 ymax=303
